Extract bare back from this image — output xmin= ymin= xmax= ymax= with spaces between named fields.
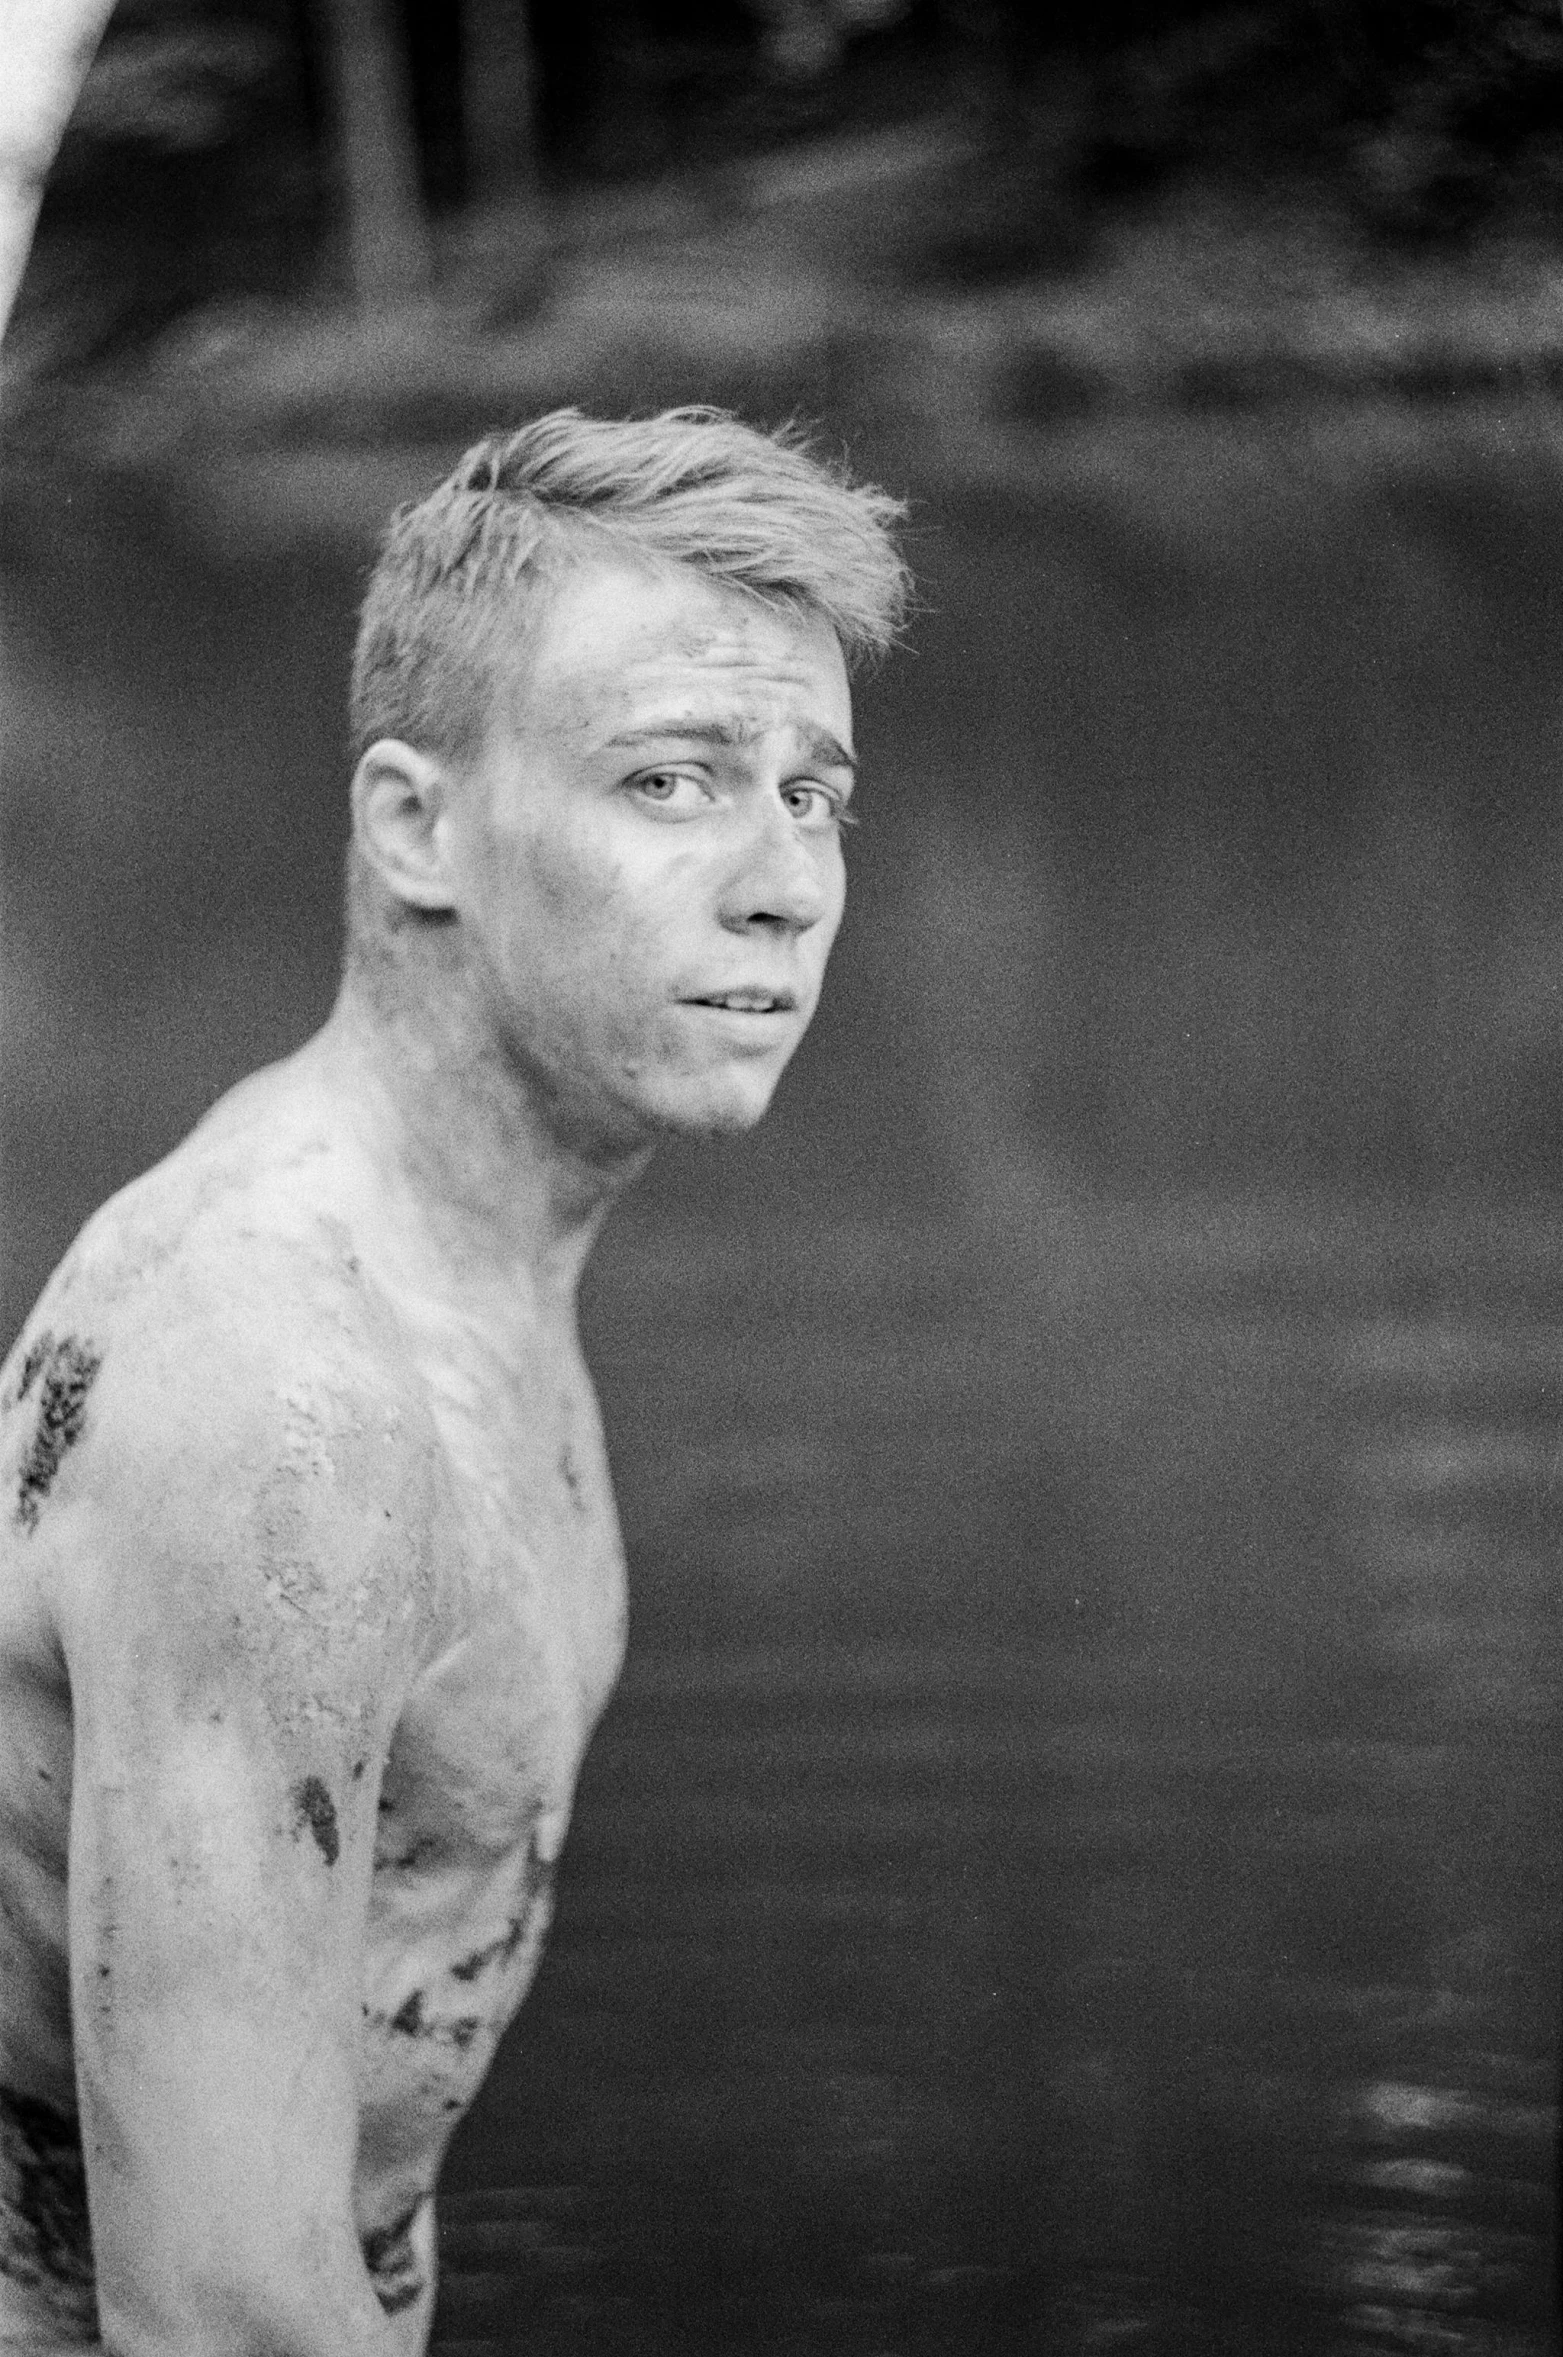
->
xmin=0 ymin=1050 xmax=627 ymax=2348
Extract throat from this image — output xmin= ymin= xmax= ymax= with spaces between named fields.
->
xmin=310 ymin=982 xmax=652 ymax=1301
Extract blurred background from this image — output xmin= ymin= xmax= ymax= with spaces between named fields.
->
xmin=2 ymin=2 xmax=1561 ymax=2350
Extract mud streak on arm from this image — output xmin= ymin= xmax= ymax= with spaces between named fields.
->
xmin=291 ymin=1776 xmax=341 ymax=1866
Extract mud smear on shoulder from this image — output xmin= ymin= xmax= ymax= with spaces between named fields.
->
xmin=0 ymin=2086 xmax=97 ymax=2330
xmin=7 ymin=1335 xmax=54 ymax=1410
xmin=10 ymin=1335 xmax=102 ymax=1533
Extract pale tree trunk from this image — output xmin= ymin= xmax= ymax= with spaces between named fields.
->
xmin=0 ymin=0 xmax=119 ymax=346
xmin=319 ymin=0 xmax=432 ymax=307
xmin=463 ymin=0 xmax=540 ymax=208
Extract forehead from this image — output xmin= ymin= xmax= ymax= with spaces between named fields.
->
xmin=496 ymin=556 xmax=852 ymax=749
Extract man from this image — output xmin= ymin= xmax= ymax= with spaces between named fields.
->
xmin=0 ymin=406 xmax=909 ymax=2352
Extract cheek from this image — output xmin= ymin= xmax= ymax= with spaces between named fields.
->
xmin=485 ymin=824 xmax=621 ymax=981
xmin=511 ymin=817 xmax=623 ymax=925
xmin=491 ymin=829 xmax=690 ymax=1028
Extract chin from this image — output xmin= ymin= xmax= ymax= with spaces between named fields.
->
xmin=641 ymin=1061 xmax=784 ymax=1139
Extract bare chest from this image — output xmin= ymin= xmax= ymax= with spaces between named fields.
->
xmin=420 ymin=1337 xmax=628 ymax=1753
xmin=354 ymin=1349 xmax=627 ymax=2166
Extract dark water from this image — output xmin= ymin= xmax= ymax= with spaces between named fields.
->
xmin=2 ymin=439 xmax=1559 ymax=2353
xmin=432 ymin=1208 xmax=1561 ymax=2356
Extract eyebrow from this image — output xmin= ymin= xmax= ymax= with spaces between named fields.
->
xmin=605 ymin=718 xmax=857 ymax=773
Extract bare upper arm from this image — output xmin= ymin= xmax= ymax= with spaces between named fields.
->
xmin=50 ymin=1235 xmax=444 ymax=1759
xmin=27 ymin=1242 xmax=448 ymax=2351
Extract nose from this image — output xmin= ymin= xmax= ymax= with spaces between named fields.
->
xmin=717 ymin=799 xmax=838 ymax=937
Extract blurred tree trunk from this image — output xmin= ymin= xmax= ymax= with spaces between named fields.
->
xmin=319 ymin=0 xmax=432 ymax=306
xmin=463 ymin=0 xmax=540 ymax=206
xmin=0 ymin=0 xmax=117 ymax=345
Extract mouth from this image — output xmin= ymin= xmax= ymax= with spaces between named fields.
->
xmin=682 ymin=989 xmax=798 ymax=1015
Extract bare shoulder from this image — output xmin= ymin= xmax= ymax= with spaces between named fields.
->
xmin=0 ymin=1068 xmax=450 ymax=1681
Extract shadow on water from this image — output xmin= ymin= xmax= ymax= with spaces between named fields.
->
xmin=1 ymin=433 xmax=1559 ymax=2353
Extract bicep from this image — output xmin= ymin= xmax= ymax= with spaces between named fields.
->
xmin=68 ymin=1686 xmax=377 ymax=2056
xmin=62 ymin=1437 xmax=413 ymax=2025
xmin=54 ymin=1381 xmax=432 ymax=2345
xmin=67 ymin=1713 xmax=374 ymax=2329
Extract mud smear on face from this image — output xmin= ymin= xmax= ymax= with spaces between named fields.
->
xmin=9 ymin=1334 xmax=102 ymax=1533
xmin=0 ymin=2086 xmax=97 ymax=2329
xmin=291 ymin=1776 xmax=340 ymax=1866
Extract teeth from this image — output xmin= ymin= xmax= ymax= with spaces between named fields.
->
xmin=713 ymin=993 xmax=778 ymax=1011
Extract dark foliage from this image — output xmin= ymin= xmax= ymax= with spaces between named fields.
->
xmin=32 ymin=0 xmax=1563 ymax=338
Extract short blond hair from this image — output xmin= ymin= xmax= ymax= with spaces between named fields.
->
xmin=349 ymin=406 xmax=912 ymax=765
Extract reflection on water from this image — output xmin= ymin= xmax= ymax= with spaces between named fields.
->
xmin=432 ymin=1212 xmax=1561 ymax=2356
xmin=1329 ymin=2073 xmax=1556 ymax=2354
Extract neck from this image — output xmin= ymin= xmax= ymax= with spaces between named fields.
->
xmin=309 ymin=919 xmax=653 ymax=1311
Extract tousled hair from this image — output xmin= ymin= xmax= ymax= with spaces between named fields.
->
xmin=349 ymin=406 xmax=912 ymax=767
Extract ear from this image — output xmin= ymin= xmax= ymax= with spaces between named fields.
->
xmin=351 ymin=740 xmax=458 ymax=914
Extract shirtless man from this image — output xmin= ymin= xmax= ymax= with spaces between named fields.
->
xmin=0 ymin=406 xmax=908 ymax=2352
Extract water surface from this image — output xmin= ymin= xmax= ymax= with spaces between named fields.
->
xmin=435 ymin=1209 xmax=1561 ymax=2356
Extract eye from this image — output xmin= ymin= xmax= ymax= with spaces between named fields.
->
xmin=782 ymin=781 xmax=854 ymax=831
xmin=628 ymin=769 xmax=712 ymax=815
